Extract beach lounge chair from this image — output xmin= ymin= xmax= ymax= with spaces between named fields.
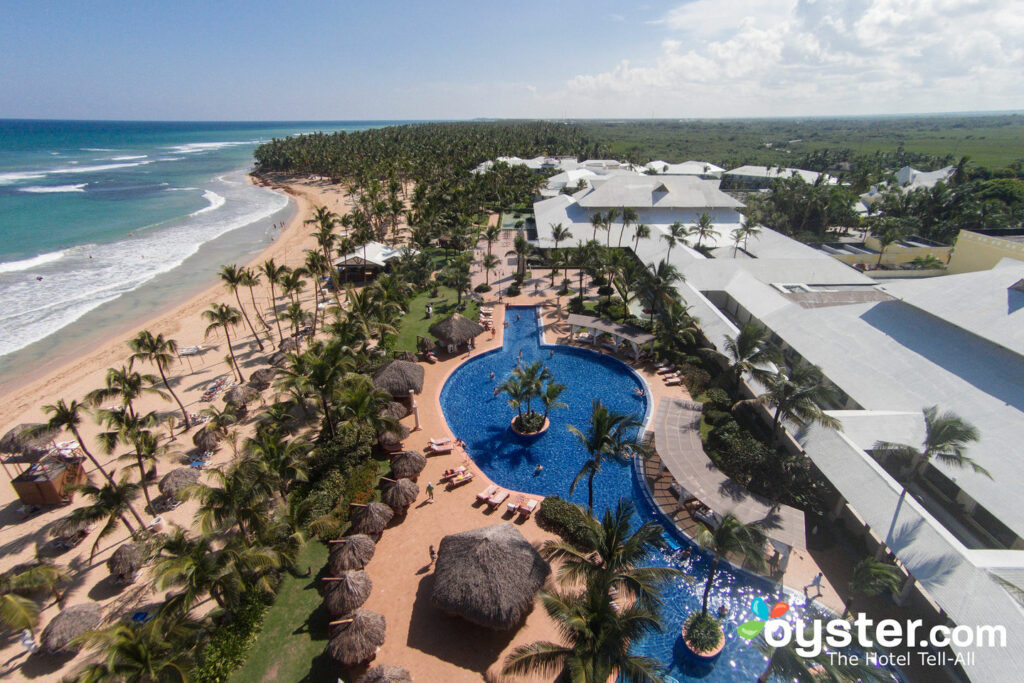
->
xmin=448 ymin=472 xmax=474 ymax=488
xmin=428 ymin=442 xmax=454 ymax=455
xmin=506 ymin=495 xmax=524 ymax=515
xmin=487 ymin=489 xmax=509 ymax=508
xmin=657 ymin=366 xmax=677 ymax=374
xmin=475 ymin=484 xmax=498 ymax=502
xmin=664 ymin=378 xmax=682 ymax=386
xmin=430 ymin=437 xmax=452 ymax=446
xmin=440 ymin=466 xmax=467 ymax=482
xmin=480 ymin=307 xmax=493 ymax=313
xmin=517 ymin=498 xmax=539 ymax=519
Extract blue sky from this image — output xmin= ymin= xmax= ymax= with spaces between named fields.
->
xmin=2 ymin=0 xmax=1022 ymax=120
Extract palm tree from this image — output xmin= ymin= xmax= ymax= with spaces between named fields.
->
xmin=127 ymin=330 xmax=191 ymax=430
xmin=755 ymin=626 xmax=891 ymax=683
xmin=335 ymin=374 xmax=399 ymax=439
xmin=498 ymin=374 xmax=528 ymax=421
xmin=692 ymin=212 xmax=716 ymax=249
xmin=543 ymin=499 xmax=683 ymax=609
xmin=54 ymin=477 xmax=145 ymax=559
xmin=244 ymin=430 xmax=309 ymax=498
xmin=75 ymin=615 xmax=200 ymax=683
xmin=618 ymin=207 xmax=638 ymax=247
xmin=479 ymin=252 xmax=498 ymax=288
xmin=280 ymin=268 xmax=307 ymax=307
xmin=183 ymin=459 xmax=277 ymax=544
xmin=843 ymin=557 xmax=903 ymax=618
xmin=483 ymin=224 xmax=501 ymax=256
xmin=117 ymin=428 xmax=170 ymax=514
xmin=203 ymin=302 xmax=245 ymax=382
xmin=282 ymin=300 xmax=310 ymax=340
xmin=873 ymin=406 xmax=987 ymax=490
xmin=41 ymin=399 xmax=116 ymax=486
xmin=720 ymin=323 xmax=779 ymax=388
xmin=86 ymin=366 xmax=165 ymax=419
xmin=509 ymin=233 xmax=534 ymax=280
xmin=695 ymin=513 xmax=765 ymax=614
xmin=240 ymin=267 xmax=274 ymax=343
xmin=662 ymin=221 xmax=688 ymax=258
xmin=568 ymin=400 xmax=642 ymax=515
xmin=631 ymin=223 xmax=651 ymax=253
xmin=873 ymin=224 xmax=903 ymax=267
xmin=220 ymin=264 xmax=265 ymax=351
xmin=540 ymin=382 xmax=568 ymax=420
xmin=260 ymin=259 xmax=289 ymax=344
xmin=603 ymin=208 xmax=619 ymax=247
xmin=749 ymin=364 xmax=842 ymax=445
xmin=732 ymin=216 xmax=761 ymax=253
xmin=0 ymin=561 xmax=69 ymax=634
xmin=551 ymin=222 xmax=571 ymax=251
xmin=502 ymin=578 xmax=665 ymax=683
xmin=275 ymin=340 xmax=353 ymax=437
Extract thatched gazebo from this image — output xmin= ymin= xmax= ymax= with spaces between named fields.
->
xmin=381 ymin=479 xmax=419 ymax=515
xmin=41 ymin=603 xmax=103 ymax=654
xmin=378 ymin=424 xmax=409 ymax=452
xmin=431 ymin=523 xmax=551 ymax=630
xmin=429 ymin=313 xmax=484 ymax=350
xmin=326 ymin=608 xmax=386 ymax=666
xmin=389 ymin=451 xmax=426 ymax=481
xmin=266 ymin=351 xmax=287 ymax=367
xmin=192 ymin=428 xmax=221 ymax=452
xmin=381 ymin=401 xmax=410 ymax=421
xmin=279 ymin=338 xmax=301 ymax=353
xmin=349 ymin=502 xmax=393 ymax=538
xmin=0 ymin=423 xmax=59 ymax=460
xmin=159 ymin=467 xmax=200 ymax=502
xmin=372 ymin=360 xmax=424 ymax=397
xmin=248 ymin=367 xmax=276 ymax=390
xmin=359 ymin=665 xmax=413 ymax=683
xmin=324 ymin=570 xmax=372 ymax=617
xmin=106 ymin=543 xmax=143 ymax=584
xmin=329 ymin=534 xmax=376 ymax=574
xmin=224 ymin=385 xmax=259 ymax=406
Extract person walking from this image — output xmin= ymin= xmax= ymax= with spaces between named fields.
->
xmin=426 ymin=481 xmax=435 ymax=502
xmin=804 ymin=572 xmax=824 ymax=597
xmin=429 ymin=545 xmax=437 ymax=564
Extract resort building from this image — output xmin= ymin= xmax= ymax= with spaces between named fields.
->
xmin=334 ymin=241 xmax=413 ymax=280
xmin=721 ymin=165 xmax=835 ymax=189
xmin=947 ymin=228 xmax=1024 ymax=274
xmin=861 ymin=164 xmax=956 ymax=204
xmin=643 ymin=160 xmax=724 ymax=177
xmin=818 ymin=234 xmax=952 ymax=269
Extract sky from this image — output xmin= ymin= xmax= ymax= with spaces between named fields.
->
xmin=1 ymin=0 xmax=1022 ymax=120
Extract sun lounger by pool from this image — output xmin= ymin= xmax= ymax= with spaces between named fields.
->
xmin=517 ymin=498 xmax=539 ymax=519
xmin=440 ymin=466 xmax=467 ymax=482
xmin=487 ymin=489 xmax=509 ymax=508
xmin=475 ymin=484 xmax=498 ymax=502
xmin=430 ymin=437 xmax=452 ymax=446
xmin=657 ymin=366 xmax=677 ymax=374
xmin=664 ymin=378 xmax=682 ymax=386
xmin=427 ymin=442 xmax=454 ymax=454
xmin=506 ymin=495 xmax=524 ymax=514
xmin=448 ymin=472 xmax=474 ymax=488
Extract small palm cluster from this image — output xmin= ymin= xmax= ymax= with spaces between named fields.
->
xmin=498 ymin=360 xmax=566 ymax=434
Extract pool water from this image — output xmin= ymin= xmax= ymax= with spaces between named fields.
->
xmin=439 ymin=307 xmax=871 ymax=681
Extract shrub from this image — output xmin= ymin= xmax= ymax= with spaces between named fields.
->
xmin=703 ymin=409 xmax=731 ymax=427
xmin=702 ymin=388 xmax=732 ymax=412
xmin=597 ymin=285 xmax=614 ymax=297
xmin=684 ymin=612 xmax=723 ymax=653
xmin=300 ymin=469 xmax=346 ymax=531
xmin=474 ymin=283 xmax=492 ymax=293
xmin=311 ymin=422 xmax=375 ymax=479
xmin=567 ymin=297 xmax=585 ymax=314
xmin=192 ymin=591 xmax=269 ymax=682
xmin=505 ymin=284 xmax=521 ymax=297
xmin=680 ymin=365 xmax=711 ymax=395
xmin=536 ymin=496 xmax=591 ymax=548
xmin=344 ymin=460 xmax=380 ymax=508
xmin=513 ymin=412 xmax=546 ymax=433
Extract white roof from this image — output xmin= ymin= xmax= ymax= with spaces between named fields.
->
xmin=576 ymin=175 xmax=743 ymax=210
xmin=895 ymin=165 xmax=955 ymax=190
xmin=334 ymin=241 xmax=412 ymax=268
xmin=724 ymin=165 xmax=834 ymax=185
xmin=645 ymin=160 xmax=725 ymax=175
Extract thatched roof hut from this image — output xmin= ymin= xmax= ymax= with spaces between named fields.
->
xmin=266 ymin=351 xmax=287 ymax=367
xmin=224 ymin=385 xmax=259 ymax=406
xmin=372 ymin=360 xmax=424 ymax=397
xmin=41 ymin=603 xmax=102 ymax=654
xmin=429 ymin=313 xmax=483 ymax=349
xmin=192 ymin=428 xmax=221 ymax=452
xmin=106 ymin=543 xmax=143 ymax=583
xmin=381 ymin=401 xmax=410 ymax=421
xmin=248 ymin=367 xmax=276 ymax=389
xmin=349 ymin=502 xmax=393 ymax=537
xmin=394 ymin=350 xmax=417 ymax=363
xmin=0 ymin=423 xmax=59 ymax=461
xmin=159 ymin=467 xmax=200 ymax=501
xmin=359 ymin=665 xmax=413 ymax=683
xmin=326 ymin=608 xmax=386 ymax=666
xmin=329 ymin=534 xmax=376 ymax=574
xmin=389 ymin=451 xmax=425 ymax=480
xmin=378 ymin=424 xmax=409 ymax=450
xmin=324 ymin=570 xmax=372 ymax=617
xmin=431 ymin=523 xmax=550 ymax=630
xmin=382 ymin=479 xmax=419 ymax=513
xmin=279 ymin=338 xmax=301 ymax=353
xmin=416 ymin=336 xmax=435 ymax=353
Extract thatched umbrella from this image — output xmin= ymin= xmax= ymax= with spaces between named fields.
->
xmin=389 ymin=451 xmax=425 ymax=480
xmin=378 ymin=424 xmax=409 ymax=451
xmin=279 ymin=338 xmax=301 ymax=353
xmin=192 ymin=428 xmax=221 ymax=452
xmin=266 ymin=351 xmax=287 ymax=367
xmin=224 ymin=385 xmax=259 ymax=406
xmin=248 ymin=367 xmax=276 ymax=389
xmin=349 ymin=502 xmax=393 ymax=537
xmin=329 ymin=534 xmax=376 ymax=574
xmin=0 ymin=423 xmax=59 ymax=460
xmin=372 ymin=360 xmax=424 ymax=397
xmin=323 ymin=570 xmax=372 ymax=617
xmin=431 ymin=523 xmax=551 ymax=630
xmin=106 ymin=543 xmax=143 ymax=583
xmin=381 ymin=479 xmax=419 ymax=514
xmin=359 ymin=665 xmax=412 ymax=683
xmin=381 ymin=401 xmax=409 ymax=421
xmin=159 ymin=467 xmax=200 ymax=502
xmin=416 ymin=336 xmax=435 ymax=353
xmin=394 ymin=350 xmax=417 ymax=363
xmin=326 ymin=608 xmax=386 ymax=666
xmin=429 ymin=313 xmax=483 ymax=349
xmin=41 ymin=603 xmax=102 ymax=654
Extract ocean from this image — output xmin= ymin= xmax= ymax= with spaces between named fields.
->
xmin=0 ymin=120 xmax=403 ymax=390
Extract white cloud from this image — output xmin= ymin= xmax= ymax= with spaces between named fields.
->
xmin=558 ymin=0 xmax=1024 ymax=116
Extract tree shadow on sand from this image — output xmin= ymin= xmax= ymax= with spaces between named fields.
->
xmin=406 ymin=573 xmax=518 ymax=674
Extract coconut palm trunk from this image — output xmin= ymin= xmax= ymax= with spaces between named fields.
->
xmin=268 ymin=280 xmax=285 ymax=345
xmin=155 ymin=359 xmax=190 ymax=431
xmin=232 ymin=288 xmax=264 ymax=351
xmin=246 ymin=286 xmax=274 ymax=346
xmin=701 ymin=556 xmax=719 ymax=614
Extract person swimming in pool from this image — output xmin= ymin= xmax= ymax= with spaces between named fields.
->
xmin=534 ymin=465 xmax=543 ymax=475
xmin=634 ymin=387 xmax=645 ymax=397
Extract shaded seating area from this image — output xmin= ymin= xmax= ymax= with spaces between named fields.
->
xmin=429 ymin=313 xmax=483 ymax=354
xmin=565 ymin=314 xmax=655 ymax=359
xmin=651 ymin=397 xmax=806 ymax=572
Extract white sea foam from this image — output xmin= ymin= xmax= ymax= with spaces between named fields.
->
xmin=0 ymin=172 xmax=290 ymax=357
xmin=0 ymin=250 xmax=68 ymax=273
xmin=81 ymin=148 xmax=115 ymax=152
xmin=166 ymin=141 xmax=255 ymax=155
xmin=191 ymin=190 xmax=226 ymax=216
xmin=48 ymin=160 xmax=153 ymax=174
xmin=0 ymin=171 xmax=47 ymax=185
xmin=19 ymin=183 xmax=88 ymax=194
xmin=164 ymin=186 xmax=199 ymax=192
xmin=110 ymin=155 xmax=147 ymax=161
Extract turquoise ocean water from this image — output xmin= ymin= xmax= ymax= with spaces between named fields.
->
xmin=0 ymin=120 xmax=403 ymax=389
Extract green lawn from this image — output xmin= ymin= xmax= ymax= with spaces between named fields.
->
xmin=393 ymin=286 xmax=480 ymax=352
xmin=229 ymin=541 xmax=332 ymax=683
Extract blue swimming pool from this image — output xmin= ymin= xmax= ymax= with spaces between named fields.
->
xmin=439 ymin=307 xmax=849 ymax=681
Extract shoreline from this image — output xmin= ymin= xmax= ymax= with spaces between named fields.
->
xmin=0 ymin=173 xmax=337 ymax=433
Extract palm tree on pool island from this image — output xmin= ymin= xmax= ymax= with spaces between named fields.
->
xmin=568 ymin=400 xmax=642 ymax=515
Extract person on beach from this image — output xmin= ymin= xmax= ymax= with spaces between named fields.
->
xmin=426 ymin=482 xmax=434 ymax=502
xmin=429 ymin=545 xmax=437 ymax=564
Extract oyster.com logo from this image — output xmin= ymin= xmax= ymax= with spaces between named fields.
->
xmin=738 ymin=597 xmax=789 ymax=639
